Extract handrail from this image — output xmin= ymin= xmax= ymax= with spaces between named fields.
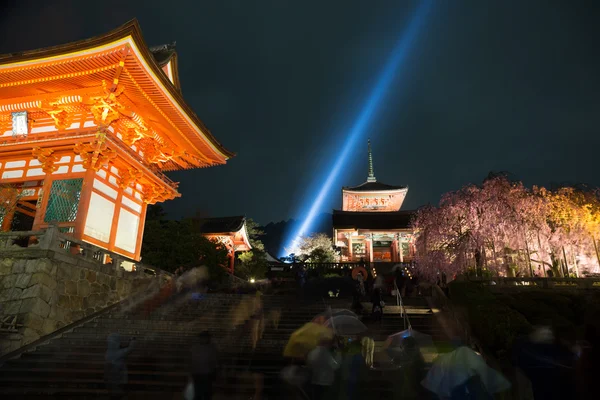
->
xmin=468 ymin=276 xmax=600 ymax=290
xmin=393 ymin=280 xmax=410 ymax=331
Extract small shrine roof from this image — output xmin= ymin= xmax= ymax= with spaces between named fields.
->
xmin=344 ymin=181 xmax=407 ymax=192
xmin=197 ymin=216 xmax=247 ymax=234
xmin=332 ymin=209 xmax=415 ymax=230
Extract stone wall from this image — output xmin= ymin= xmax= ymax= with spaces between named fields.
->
xmin=0 ymin=252 xmax=159 ymax=355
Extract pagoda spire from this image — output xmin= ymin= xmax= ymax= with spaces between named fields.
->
xmin=367 ymin=139 xmax=376 ymax=182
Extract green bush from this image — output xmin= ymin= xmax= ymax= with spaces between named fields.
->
xmin=448 ymin=281 xmax=532 ymax=353
xmin=469 ymin=302 xmax=532 ymax=352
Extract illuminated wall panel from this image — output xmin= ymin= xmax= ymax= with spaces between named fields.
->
xmin=84 ymin=192 xmax=115 ymax=243
xmin=93 ymin=179 xmax=118 ymax=199
xmin=121 ymin=195 xmax=142 ymax=213
xmin=114 ymin=208 xmax=140 ymax=253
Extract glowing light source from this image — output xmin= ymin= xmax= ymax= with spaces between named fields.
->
xmin=283 ymin=1 xmax=433 ymax=255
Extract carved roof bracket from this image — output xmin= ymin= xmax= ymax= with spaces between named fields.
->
xmin=32 ymin=147 xmax=59 ymax=174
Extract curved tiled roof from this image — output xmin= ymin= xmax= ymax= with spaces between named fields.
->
xmin=332 ymin=210 xmax=415 ymax=230
xmin=0 ymin=19 xmax=234 ymax=163
xmin=197 ymin=216 xmax=246 ymax=234
xmin=344 ymin=181 xmax=407 ymax=192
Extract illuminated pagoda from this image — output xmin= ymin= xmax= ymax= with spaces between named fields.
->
xmin=0 ymin=20 xmax=233 ymax=261
xmin=196 ymin=216 xmax=252 ymax=274
xmin=333 ymin=140 xmax=415 ymax=263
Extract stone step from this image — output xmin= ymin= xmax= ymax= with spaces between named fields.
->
xmin=0 ymin=292 xmax=443 ymax=398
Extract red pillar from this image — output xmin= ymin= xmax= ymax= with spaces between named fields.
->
xmin=229 ymin=250 xmax=235 ymax=274
xmin=391 ymin=240 xmax=398 ymax=262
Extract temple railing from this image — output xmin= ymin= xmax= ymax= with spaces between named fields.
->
xmin=467 ymin=277 xmax=600 ymax=290
xmin=268 ymin=261 xmax=415 ymax=278
xmin=0 ymin=226 xmax=167 ymax=278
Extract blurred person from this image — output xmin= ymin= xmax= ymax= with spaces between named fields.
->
xmin=250 ymin=291 xmax=265 ymax=350
xmin=351 ymin=277 xmax=363 ymax=313
xmin=357 ymin=273 xmax=366 ymax=297
xmin=361 ymin=337 xmax=375 ymax=369
xmin=396 ymin=336 xmax=426 ymax=399
xmin=371 ymin=286 xmax=383 ymax=322
xmin=190 ymin=331 xmax=218 ymax=400
xmin=575 ymin=316 xmax=600 ymax=399
xmin=104 ymin=333 xmax=136 ymax=399
xmin=307 ymin=335 xmax=341 ymax=400
xmin=338 ymin=338 xmax=367 ymax=400
xmin=512 ymin=325 xmax=575 ymax=399
xmin=395 ymin=268 xmax=407 ymax=297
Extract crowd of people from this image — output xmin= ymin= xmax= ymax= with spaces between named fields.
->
xmin=101 ymin=263 xmax=600 ymax=400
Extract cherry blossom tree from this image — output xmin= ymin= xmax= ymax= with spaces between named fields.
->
xmin=413 ymin=176 xmax=600 ymax=281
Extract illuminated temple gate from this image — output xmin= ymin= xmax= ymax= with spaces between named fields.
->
xmin=197 ymin=216 xmax=252 ymax=274
xmin=333 ymin=140 xmax=415 ymax=263
xmin=0 ymin=20 xmax=233 ymax=260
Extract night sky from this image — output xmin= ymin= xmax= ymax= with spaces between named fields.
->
xmin=1 ymin=1 xmax=599 ymax=226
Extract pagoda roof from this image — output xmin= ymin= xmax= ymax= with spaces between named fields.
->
xmin=344 ymin=181 xmax=407 ymax=192
xmin=332 ymin=209 xmax=415 ymax=230
xmin=149 ymin=43 xmax=177 ymax=66
xmin=0 ymin=19 xmax=233 ymax=169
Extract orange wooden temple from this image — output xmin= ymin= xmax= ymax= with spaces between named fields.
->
xmin=196 ymin=216 xmax=252 ymax=274
xmin=0 ymin=20 xmax=233 ymax=261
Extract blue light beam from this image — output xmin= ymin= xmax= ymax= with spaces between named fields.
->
xmin=283 ymin=1 xmax=433 ymax=255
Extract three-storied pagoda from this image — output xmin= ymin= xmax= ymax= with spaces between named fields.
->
xmin=0 ymin=20 xmax=233 ymax=260
xmin=333 ymin=140 xmax=415 ymax=263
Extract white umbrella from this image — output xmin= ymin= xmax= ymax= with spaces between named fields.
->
xmin=421 ymin=347 xmax=510 ymax=397
xmin=313 ymin=309 xmax=357 ymax=322
xmin=323 ymin=315 xmax=367 ymax=336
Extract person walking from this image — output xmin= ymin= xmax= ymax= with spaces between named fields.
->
xmin=371 ymin=286 xmax=383 ymax=322
xmin=339 ymin=339 xmax=368 ymax=400
xmin=307 ymin=336 xmax=341 ymax=400
xmin=190 ymin=331 xmax=219 ymax=400
xmin=104 ymin=333 xmax=136 ymax=400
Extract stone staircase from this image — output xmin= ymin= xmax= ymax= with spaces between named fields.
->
xmin=0 ymin=291 xmax=446 ymax=399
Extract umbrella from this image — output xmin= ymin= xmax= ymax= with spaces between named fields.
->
xmin=384 ymin=328 xmax=434 ymax=362
xmin=283 ymin=322 xmax=333 ymax=359
xmin=323 ymin=315 xmax=367 ymax=335
xmin=421 ymin=346 xmax=510 ymax=397
xmin=312 ymin=309 xmax=357 ymax=324
xmin=385 ymin=328 xmax=434 ymax=350
xmin=230 ymin=293 xmax=262 ymax=328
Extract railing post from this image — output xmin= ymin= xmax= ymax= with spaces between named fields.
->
xmin=38 ymin=224 xmax=58 ymax=250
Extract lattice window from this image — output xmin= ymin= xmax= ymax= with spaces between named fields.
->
xmin=44 ymin=179 xmax=83 ymax=223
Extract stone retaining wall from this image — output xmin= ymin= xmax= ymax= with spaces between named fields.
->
xmin=0 ymin=251 xmax=159 ymax=355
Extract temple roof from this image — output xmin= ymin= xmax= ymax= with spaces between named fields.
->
xmin=149 ymin=43 xmax=177 ymax=66
xmin=197 ymin=216 xmax=247 ymax=234
xmin=0 ymin=19 xmax=234 ymax=168
xmin=332 ymin=210 xmax=415 ymax=230
xmin=344 ymin=181 xmax=407 ymax=192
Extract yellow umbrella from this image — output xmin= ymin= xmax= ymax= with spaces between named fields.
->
xmin=230 ymin=292 xmax=263 ymax=328
xmin=283 ymin=322 xmax=333 ymax=359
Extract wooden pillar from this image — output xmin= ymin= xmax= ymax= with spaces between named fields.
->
xmin=134 ymin=202 xmax=148 ymax=261
xmin=399 ymin=236 xmax=404 ymax=263
xmin=347 ymin=233 xmax=353 ymax=261
xmin=73 ymin=168 xmax=95 ymax=240
xmin=229 ymin=250 xmax=235 ymax=274
xmin=391 ymin=239 xmax=398 ymax=262
xmin=32 ymin=174 xmax=53 ymax=231
xmin=368 ymin=235 xmax=374 ymax=264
